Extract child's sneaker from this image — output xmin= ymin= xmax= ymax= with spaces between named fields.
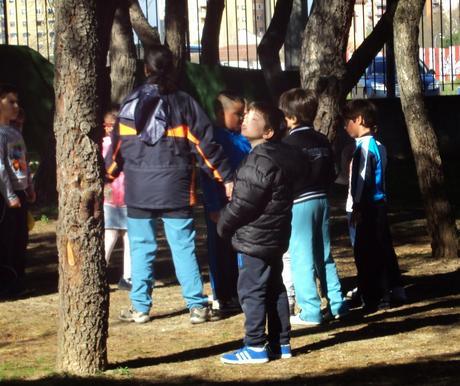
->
xmin=391 ymin=286 xmax=408 ymax=303
xmin=290 ymin=314 xmax=321 ymax=327
xmin=220 ymin=346 xmax=269 ymax=364
xmin=119 ymin=308 xmax=150 ymax=323
xmin=190 ymin=306 xmax=210 ymax=324
xmin=267 ymin=343 xmax=292 ymax=359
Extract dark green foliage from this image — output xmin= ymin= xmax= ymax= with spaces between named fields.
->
xmin=0 ymin=45 xmax=54 ymax=158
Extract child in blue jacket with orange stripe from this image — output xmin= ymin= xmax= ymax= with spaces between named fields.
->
xmin=106 ymin=45 xmax=233 ymax=324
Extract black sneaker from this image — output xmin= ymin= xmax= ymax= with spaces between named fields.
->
xmin=118 ymin=278 xmax=132 ymax=291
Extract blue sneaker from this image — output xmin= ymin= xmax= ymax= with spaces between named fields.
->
xmin=220 ymin=346 xmax=269 ymax=364
xmin=267 ymin=343 xmax=292 ymax=359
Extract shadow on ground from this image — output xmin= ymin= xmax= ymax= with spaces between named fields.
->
xmin=1 ymin=354 xmax=459 ymax=385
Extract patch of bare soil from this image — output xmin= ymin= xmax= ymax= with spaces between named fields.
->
xmin=0 ymin=202 xmax=459 ymax=385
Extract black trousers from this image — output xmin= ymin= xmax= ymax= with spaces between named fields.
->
xmin=237 ymin=253 xmax=290 ymax=347
xmin=0 ymin=190 xmax=29 ymax=279
xmin=354 ymin=201 xmax=402 ymax=307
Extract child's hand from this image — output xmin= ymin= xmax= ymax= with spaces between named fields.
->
xmin=209 ymin=211 xmax=220 ymax=224
xmin=8 ymin=197 xmax=21 ymax=208
xmin=224 ymin=181 xmax=233 ymax=200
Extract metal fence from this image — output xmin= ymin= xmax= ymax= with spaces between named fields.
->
xmin=1 ymin=0 xmax=459 ymax=95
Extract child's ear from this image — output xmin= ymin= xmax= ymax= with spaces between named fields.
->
xmin=263 ymin=128 xmax=275 ymax=140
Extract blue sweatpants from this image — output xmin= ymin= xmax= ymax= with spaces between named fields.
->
xmin=127 ymin=216 xmax=207 ymax=313
xmin=289 ymin=198 xmax=348 ymax=323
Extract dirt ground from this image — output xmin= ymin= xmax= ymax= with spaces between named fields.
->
xmin=0 ymin=194 xmax=459 ymax=385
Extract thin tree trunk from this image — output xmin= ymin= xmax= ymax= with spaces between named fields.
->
xmin=110 ymin=1 xmax=137 ymax=105
xmin=257 ymin=0 xmax=294 ymax=101
xmin=300 ymin=0 xmax=354 ymax=140
xmin=54 ymin=0 xmax=114 ymax=374
xmin=394 ymin=0 xmax=458 ymax=258
xmin=200 ymin=0 xmax=225 ymax=66
xmin=165 ymin=0 xmax=188 ymax=80
xmin=128 ymin=0 xmax=161 ymax=47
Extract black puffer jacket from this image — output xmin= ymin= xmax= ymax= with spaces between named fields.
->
xmin=217 ymin=141 xmax=306 ymax=259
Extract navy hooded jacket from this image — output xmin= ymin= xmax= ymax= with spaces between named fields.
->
xmin=105 ymin=84 xmax=233 ymax=210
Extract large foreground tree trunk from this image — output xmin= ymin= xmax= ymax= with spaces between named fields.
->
xmin=110 ymin=1 xmax=137 ymax=105
xmin=54 ymin=0 xmax=114 ymax=374
xmin=300 ymin=0 xmax=354 ymax=140
xmin=165 ymin=0 xmax=188 ymax=80
xmin=257 ymin=0 xmax=294 ymax=101
xmin=200 ymin=0 xmax=225 ymax=66
xmin=394 ymin=0 xmax=458 ymax=258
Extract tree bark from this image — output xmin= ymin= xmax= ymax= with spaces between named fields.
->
xmin=110 ymin=1 xmax=137 ymax=105
xmin=257 ymin=0 xmax=294 ymax=102
xmin=394 ymin=0 xmax=458 ymax=258
xmin=54 ymin=0 xmax=113 ymax=374
xmin=342 ymin=0 xmax=399 ymax=96
xmin=284 ymin=0 xmax=308 ymax=70
xmin=300 ymin=0 xmax=354 ymax=140
xmin=200 ymin=0 xmax=225 ymax=66
xmin=165 ymin=0 xmax=188 ymax=80
xmin=128 ymin=0 xmax=161 ymax=48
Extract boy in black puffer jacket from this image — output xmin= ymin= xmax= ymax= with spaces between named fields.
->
xmin=217 ymin=102 xmax=306 ymax=364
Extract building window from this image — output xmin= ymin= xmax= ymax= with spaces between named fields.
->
xmin=22 ymin=21 xmax=27 ymax=27
xmin=9 ymin=22 xmax=15 ymax=28
xmin=22 ymin=32 xmax=30 ymax=38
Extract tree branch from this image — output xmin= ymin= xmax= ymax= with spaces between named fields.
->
xmin=257 ymin=0 xmax=294 ymax=101
xmin=200 ymin=0 xmax=225 ymax=66
xmin=127 ymin=0 xmax=160 ymax=47
xmin=342 ymin=0 xmax=399 ymax=96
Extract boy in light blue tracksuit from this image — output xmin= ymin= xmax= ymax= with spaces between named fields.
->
xmin=200 ymin=91 xmax=250 ymax=316
xmin=279 ymin=88 xmax=349 ymax=325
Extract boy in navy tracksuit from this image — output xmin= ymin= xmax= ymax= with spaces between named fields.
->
xmin=200 ymin=91 xmax=250 ymax=317
xmin=279 ymin=88 xmax=349 ymax=325
xmin=106 ymin=45 xmax=233 ymax=324
xmin=218 ymin=102 xmax=305 ymax=364
xmin=343 ymin=99 xmax=405 ymax=312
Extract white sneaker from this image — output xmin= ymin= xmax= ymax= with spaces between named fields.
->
xmin=290 ymin=314 xmax=321 ymax=326
xmin=119 ymin=308 xmax=150 ymax=323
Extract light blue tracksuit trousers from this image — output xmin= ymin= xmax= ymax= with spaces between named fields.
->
xmin=289 ymin=198 xmax=348 ymax=323
xmin=127 ymin=217 xmax=207 ymax=313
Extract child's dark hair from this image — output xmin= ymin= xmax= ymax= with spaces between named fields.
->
xmin=214 ymin=91 xmax=245 ymax=115
xmin=0 ymin=84 xmax=19 ymax=98
xmin=144 ymin=45 xmax=176 ymax=93
xmin=342 ymin=100 xmax=378 ymax=131
xmin=248 ymin=101 xmax=286 ymax=142
xmin=278 ymin=88 xmax=318 ymax=126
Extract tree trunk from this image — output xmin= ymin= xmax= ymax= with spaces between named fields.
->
xmin=128 ymin=0 xmax=161 ymax=48
xmin=200 ymin=0 xmax=225 ymax=66
xmin=394 ymin=0 xmax=458 ymax=258
xmin=110 ymin=1 xmax=137 ymax=105
xmin=300 ymin=0 xmax=354 ymax=140
xmin=284 ymin=0 xmax=308 ymax=70
xmin=54 ymin=0 xmax=114 ymax=374
xmin=257 ymin=0 xmax=294 ymax=102
xmin=165 ymin=0 xmax=188 ymax=80
xmin=343 ymin=0 xmax=399 ymax=96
